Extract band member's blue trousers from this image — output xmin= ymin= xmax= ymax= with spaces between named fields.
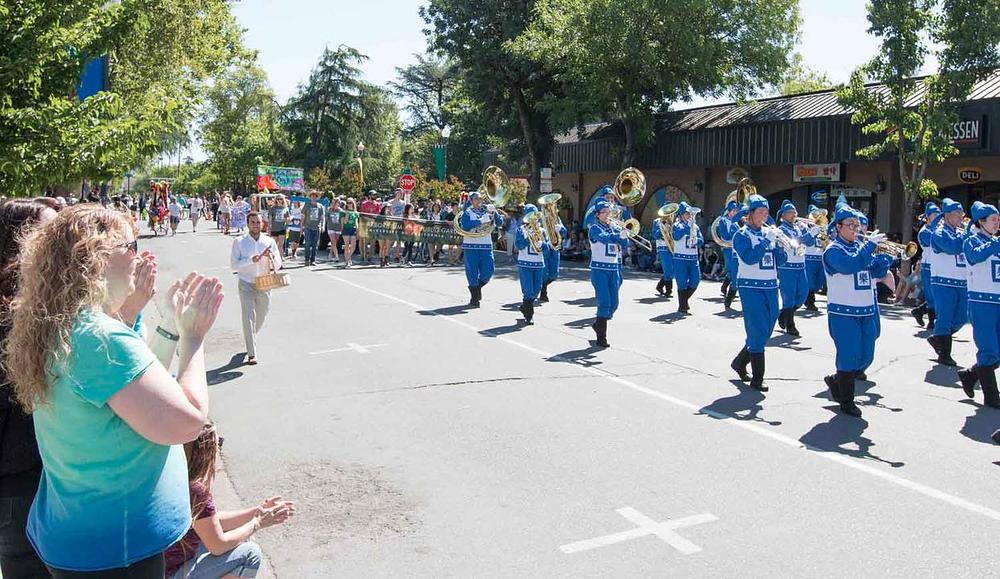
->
xmin=931 ymin=283 xmax=968 ymax=337
xmin=969 ymin=301 xmax=1000 ymax=366
xmin=737 ymin=286 xmax=779 ymax=353
xmin=657 ymin=249 xmax=674 ymax=281
xmin=921 ymin=267 xmax=935 ymax=310
xmin=673 ymin=256 xmax=700 ymax=291
xmin=464 ymin=248 xmax=495 ymax=288
xmin=723 ymin=248 xmax=738 ymax=282
xmin=591 ymin=267 xmax=622 ymax=319
xmin=829 ymin=313 xmax=878 ymax=372
xmin=543 ymin=248 xmax=561 ymax=282
xmin=805 ymin=257 xmax=825 ymax=292
xmin=778 ymin=266 xmax=808 ymax=309
xmin=519 ymin=266 xmax=544 ymax=301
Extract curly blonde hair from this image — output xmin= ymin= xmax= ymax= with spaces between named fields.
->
xmin=4 ymin=205 xmax=133 ymax=411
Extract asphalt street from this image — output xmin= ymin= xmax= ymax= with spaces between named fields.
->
xmin=144 ymin=222 xmax=1000 ymax=578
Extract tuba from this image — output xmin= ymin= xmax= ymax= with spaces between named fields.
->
xmin=537 ymin=192 xmax=563 ymax=250
xmin=522 ymin=211 xmax=546 ymax=254
xmin=658 ymin=203 xmax=679 ymax=252
xmin=613 ymin=167 xmax=646 ymax=207
xmin=711 ymin=178 xmax=756 ymax=248
xmin=453 ymin=166 xmax=510 ymax=238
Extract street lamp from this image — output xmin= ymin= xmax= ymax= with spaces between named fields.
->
xmin=434 ymin=125 xmax=451 ymax=182
xmin=356 ymin=141 xmax=366 ymax=192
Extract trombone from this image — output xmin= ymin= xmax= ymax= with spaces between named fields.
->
xmin=609 ymin=216 xmax=654 ymax=252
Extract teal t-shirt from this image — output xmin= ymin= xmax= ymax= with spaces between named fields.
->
xmin=28 ymin=310 xmax=191 ymax=571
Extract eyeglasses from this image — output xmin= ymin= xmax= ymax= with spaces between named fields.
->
xmin=838 ymin=222 xmax=860 ymax=230
xmin=118 ymin=240 xmax=138 ymax=254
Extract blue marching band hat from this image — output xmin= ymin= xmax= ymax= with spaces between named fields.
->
xmin=971 ymin=200 xmax=998 ymax=222
xmin=522 ymin=203 xmax=538 ymax=216
xmin=941 ymin=197 xmax=963 ymax=214
xmin=745 ymin=194 xmax=769 ymax=211
xmin=677 ymin=201 xmax=697 ymax=215
xmin=778 ymin=199 xmax=796 ymax=216
xmin=922 ymin=201 xmax=941 ymax=219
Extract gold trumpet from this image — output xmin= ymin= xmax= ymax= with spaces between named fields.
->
xmin=866 ymin=236 xmax=919 ymax=260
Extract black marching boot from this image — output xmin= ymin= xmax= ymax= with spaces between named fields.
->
xmin=911 ymin=302 xmax=927 ymax=328
xmin=731 ymin=347 xmax=751 ymax=382
xmin=958 ymin=364 xmax=980 ymax=398
xmin=777 ymin=309 xmax=788 ymax=330
xmin=804 ymin=291 xmax=818 ymax=312
xmin=724 ymin=288 xmax=737 ymax=310
xmin=937 ymin=335 xmax=958 ymax=366
xmin=521 ymin=299 xmax=535 ymax=324
xmin=518 ymin=299 xmax=530 ymax=322
xmin=927 ymin=309 xmax=936 ymax=332
xmin=824 ymin=374 xmax=842 ymax=402
xmin=720 ymin=277 xmax=730 ymax=296
xmin=593 ymin=317 xmax=610 ymax=348
xmin=927 ymin=334 xmax=944 ymax=356
xmin=539 ymin=281 xmax=550 ymax=303
xmin=656 ymin=278 xmax=666 ymax=296
xmin=976 ymin=364 xmax=1000 ymax=408
xmin=663 ymin=279 xmax=674 ymax=299
xmin=678 ymin=288 xmax=690 ymax=313
xmin=838 ymin=371 xmax=862 ymax=416
xmin=749 ymin=353 xmax=768 ymax=392
xmin=785 ymin=308 xmax=800 ymax=336
xmin=468 ymin=286 xmax=479 ymax=307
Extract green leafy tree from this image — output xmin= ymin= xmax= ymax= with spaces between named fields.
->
xmin=836 ymin=0 xmax=1000 ymax=247
xmin=0 ymin=0 xmax=244 ymax=194
xmin=389 ymin=53 xmax=460 ymax=135
xmin=421 ymin=0 xmax=566 ymax=195
xmin=513 ymin=0 xmax=799 ymax=167
xmin=779 ymin=56 xmax=834 ymax=96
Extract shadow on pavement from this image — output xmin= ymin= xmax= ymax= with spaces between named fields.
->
xmin=547 ymin=345 xmax=604 ymax=367
xmin=924 ymin=364 xmax=959 ymax=388
xmin=959 ymin=401 xmax=1000 ymax=445
xmin=650 ymin=312 xmax=688 ymax=324
xmin=800 ymin=414 xmax=905 ymax=468
xmin=562 ymin=297 xmax=597 ymax=308
xmin=856 ymin=379 xmax=904 ymax=413
xmin=713 ymin=309 xmax=743 ymax=319
xmin=700 ymin=384 xmax=782 ymax=426
xmin=417 ymin=304 xmax=473 ymax=317
xmin=207 ymin=354 xmax=245 ymax=386
xmin=634 ymin=296 xmax=668 ymax=305
xmin=766 ymin=333 xmax=811 ymax=351
xmin=479 ymin=321 xmax=527 ymax=337
xmin=565 ymin=317 xmax=594 ymax=329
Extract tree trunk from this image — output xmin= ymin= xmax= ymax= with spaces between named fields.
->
xmin=511 ymin=84 xmax=540 ymax=197
xmin=621 ymin=116 xmax=636 ymax=169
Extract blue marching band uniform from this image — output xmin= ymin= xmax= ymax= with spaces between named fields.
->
xmin=589 ymin=200 xmax=630 ymax=348
xmin=927 ymin=198 xmax=970 ymax=366
xmin=803 ymin=204 xmax=826 ymax=312
xmin=514 ymin=204 xmax=546 ymax=325
xmin=910 ymin=202 xmax=941 ymax=330
xmin=717 ymin=201 xmax=741 ymax=309
xmin=672 ymin=202 xmax=704 ymax=313
xmin=540 ymin=219 xmax=568 ymax=303
xmin=461 ymin=192 xmax=505 ymax=307
xmin=822 ymin=206 xmax=894 ymax=416
xmin=730 ymin=194 xmax=781 ymax=392
xmin=651 ymin=214 xmax=675 ymax=299
xmin=956 ymin=201 xmax=1000 ymax=408
xmin=775 ymin=200 xmax=819 ymax=336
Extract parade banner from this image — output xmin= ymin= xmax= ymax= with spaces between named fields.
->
xmin=357 ymin=214 xmax=461 ymax=245
xmin=256 ymin=165 xmax=305 ymax=192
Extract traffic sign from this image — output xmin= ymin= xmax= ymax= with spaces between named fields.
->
xmin=399 ymin=174 xmax=416 ymax=192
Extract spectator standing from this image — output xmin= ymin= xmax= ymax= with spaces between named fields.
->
xmin=426 ymin=200 xmax=443 ymax=266
xmin=326 ymin=198 xmax=344 ymax=262
xmin=168 ymin=197 xmax=183 ymax=236
xmin=378 ymin=205 xmax=392 ymax=267
xmin=189 ymin=195 xmax=204 ymax=231
xmin=341 ymin=198 xmax=360 ymax=269
xmin=505 ymin=212 xmax=521 ymax=263
xmin=5 ymin=205 xmax=224 ymax=577
xmin=267 ymin=195 xmax=289 ymax=257
xmin=388 ymin=189 xmax=406 ymax=265
xmin=231 ymin=196 xmax=250 ymax=234
xmin=230 ymin=212 xmax=282 ymax=365
xmin=218 ymin=194 xmax=233 ymax=234
xmin=300 ymin=192 xmax=326 ymax=266
xmin=162 ymin=423 xmax=294 ymax=579
xmin=358 ymin=192 xmax=381 ymax=264
xmin=286 ymin=201 xmax=303 ymax=259
xmin=401 ymin=204 xmax=416 ymax=267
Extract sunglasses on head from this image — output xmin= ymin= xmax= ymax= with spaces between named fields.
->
xmin=118 ymin=240 xmax=138 ymax=254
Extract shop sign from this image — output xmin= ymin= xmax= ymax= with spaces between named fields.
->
xmin=794 ymin=163 xmax=842 ymax=183
xmin=540 ymin=167 xmax=553 ymax=193
xmin=950 ymin=117 xmax=985 ymax=147
xmin=959 ymin=166 xmax=982 ymax=184
xmin=726 ymin=167 xmax=749 ymax=184
xmin=833 ymin=187 xmax=872 ymax=199
xmin=810 ymin=190 xmax=828 ymax=203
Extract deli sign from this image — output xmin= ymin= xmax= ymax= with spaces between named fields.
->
xmin=950 ymin=117 xmax=986 ymax=147
xmin=959 ymin=166 xmax=982 ymax=184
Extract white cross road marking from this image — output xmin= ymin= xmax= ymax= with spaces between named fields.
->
xmin=559 ymin=507 xmax=718 ymax=555
xmin=308 ymin=343 xmax=386 ymax=356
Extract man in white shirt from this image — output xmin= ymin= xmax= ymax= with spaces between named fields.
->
xmin=168 ymin=197 xmax=183 ymax=236
xmin=189 ymin=195 xmax=204 ymax=231
xmin=230 ymin=211 xmax=283 ymax=365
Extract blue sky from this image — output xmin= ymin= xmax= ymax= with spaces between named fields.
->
xmin=179 ymin=0 xmax=935 ymax=162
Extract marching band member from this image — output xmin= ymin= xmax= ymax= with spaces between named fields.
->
xmin=717 ymin=201 xmax=741 ymax=309
xmin=957 ymin=202 xmax=1000 ymax=408
xmin=822 ymin=206 xmax=892 ymax=417
xmin=911 ymin=202 xmax=941 ymax=329
xmin=540 ymin=216 xmax=567 ymax=303
xmin=803 ymin=204 xmax=826 ymax=312
xmin=671 ymin=202 xmax=703 ymax=314
xmin=775 ymin=200 xmax=818 ymax=336
xmin=460 ymin=191 xmax=504 ymax=307
xmin=651 ymin=211 xmax=675 ymax=300
xmin=927 ymin=198 xmax=969 ymax=366
xmin=515 ymin=204 xmax=546 ymax=324
xmin=589 ymin=200 xmax=630 ymax=348
xmin=730 ymin=195 xmax=781 ymax=392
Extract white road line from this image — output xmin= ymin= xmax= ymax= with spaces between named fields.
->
xmin=309 ymin=343 xmax=386 ymax=356
xmin=318 ymin=272 xmax=1000 ymax=523
xmin=560 ymin=507 xmax=718 ymax=555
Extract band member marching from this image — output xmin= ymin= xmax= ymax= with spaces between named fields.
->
xmin=460 ymin=191 xmax=504 ymax=307
xmin=589 ymin=200 xmax=630 ymax=348
xmin=730 ymin=195 xmax=781 ymax=392
xmin=927 ymin=198 xmax=970 ymax=366
xmin=651 ymin=208 xmax=675 ymax=299
xmin=957 ymin=202 xmax=1000 ymax=408
xmin=672 ymin=202 xmax=703 ymax=314
xmin=717 ymin=200 xmax=741 ymax=309
xmin=540 ymin=211 xmax=567 ymax=303
xmin=804 ymin=204 xmax=827 ymax=312
xmin=515 ymin=204 xmax=546 ymax=324
xmin=822 ymin=206 xmax=893 ymax=417
xmin=911 ymin=202 xmax=941 ymax=329
xmin=775 ymin=200 xmax=819 ymax=336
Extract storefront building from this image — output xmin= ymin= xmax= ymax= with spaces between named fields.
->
xmin=492 ymin=72 xmax=1000 ymax=237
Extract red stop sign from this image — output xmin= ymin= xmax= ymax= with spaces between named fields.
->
xmin=399 ymin=174 xmax=416 ymax=192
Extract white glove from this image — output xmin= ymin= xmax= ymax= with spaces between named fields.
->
xmin=808 ymin=225 xmax=820 ymax=236
xmin=486 ymin=204 xmax=496 ymax=213
xmin=867 ymin=232 xmax=886 ymax=245
xmin=619 ymin=229 xmax=630 ymax=240
xmin=764 ymin=228 xmax=777 ymax=243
